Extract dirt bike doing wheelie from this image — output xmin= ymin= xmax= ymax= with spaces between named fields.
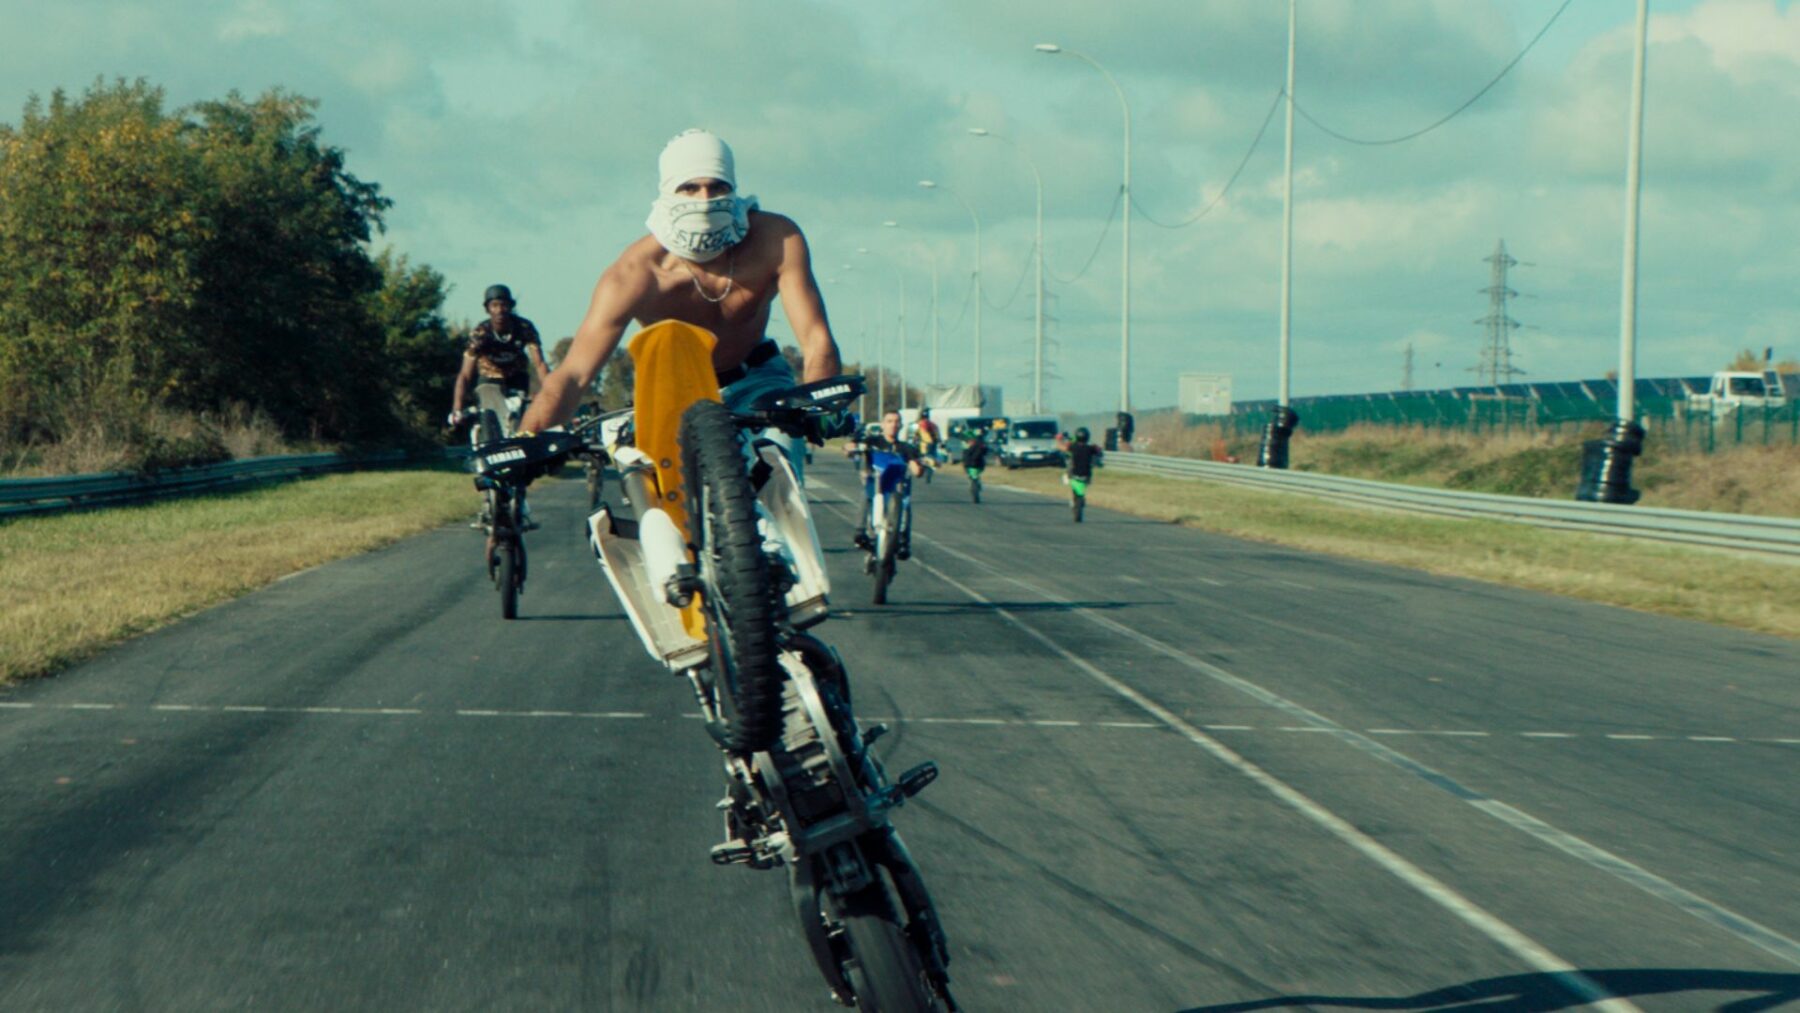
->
xmin=455 ymin=396 xmax=534 ymax=619
xmin=475 ymin=321 xmax=956 ymax=1011
xmin=863 ymin=450 xmax=912 ymax=606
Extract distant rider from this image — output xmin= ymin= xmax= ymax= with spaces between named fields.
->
xmin=961 ymin=431 xmax=989 ymax=479
xmin=914 ymin=406 xmax=942 ymax=464
xmin=853 ymin=409 xmax=924 ymax=554
xmin=451 ymin=283 xmax=549 ymax=530
xmin=1066 ymin=425 xmax=1103 ymax=488
xmin=450 ymin=283 xmax=549 ymax=439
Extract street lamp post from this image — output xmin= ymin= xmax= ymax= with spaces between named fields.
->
xmin=1258 ymin=0 xmax=1301 ymax=469
xmin=967 ymin=127 xmax=1046 ymax=414
xmin=887 ymin=221 xmax=940 ymax=387
xmin=918 ymin=180 xmax=983 ymax=395
xmin=1580 ymin=0 xmax=1651 ymax=503
xmin=1037 ymin=42 xmax=1130 ymax=416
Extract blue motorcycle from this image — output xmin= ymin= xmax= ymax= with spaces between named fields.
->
xmin=863 ymin=449 xmax=913 ymax=605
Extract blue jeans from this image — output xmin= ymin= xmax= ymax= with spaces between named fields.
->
xmin=720 ymin=352 xmax=807 ymax=483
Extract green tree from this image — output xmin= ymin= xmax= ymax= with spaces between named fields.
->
xmin=365 ymin=249 xmax=458 ymax=433
xmin=0 ymin=79 xmax=207 ymax=442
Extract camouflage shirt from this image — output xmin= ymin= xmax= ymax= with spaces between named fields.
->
xmin=466 ymin=315 xmax=542 ymax=387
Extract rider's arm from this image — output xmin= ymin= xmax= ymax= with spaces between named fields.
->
xmin=451 ymin=352 xmax=479 ymax=414
xmin=526 ymin=328 xmax=551 ymax=387
xmin=519 ymin=263 xmax=640 ymax=433
xmin=772 ymin=220 xmax=842 ymax=383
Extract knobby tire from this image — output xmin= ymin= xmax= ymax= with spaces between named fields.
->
xmin=679 ymin=400 xmax=785 ymax=754
xmin=499 ymin=540 xmax=519 ymax=619
xmin=839 ymin=885 xmax=942 ymax=1012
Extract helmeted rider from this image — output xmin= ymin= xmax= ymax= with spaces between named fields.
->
xmin=853 ymin=409 xmax=924 ymax=555
xmin=451 ymin=284 xmax=550 ymax=439
xmin=913 ymin=406 xmax=942 ymax=463
xmin=519 ymin=129 xmax=853 ymax=472
xmin=1066 ymin=425 xmax=1102 ymax=485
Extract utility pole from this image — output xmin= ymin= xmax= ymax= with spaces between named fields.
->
xmin=1475 ymin=239 xmax=1526 ymax=386
xmin=1402 ymin=342 xmax=1414 ymax=392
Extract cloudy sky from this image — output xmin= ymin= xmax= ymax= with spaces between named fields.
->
xmin=4 ymin=0 xmax=1795 ymax=412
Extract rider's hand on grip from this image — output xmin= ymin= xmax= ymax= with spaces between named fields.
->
xmin=805 ymin=408 xmax=858 ymax=447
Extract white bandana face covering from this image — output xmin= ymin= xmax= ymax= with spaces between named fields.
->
xmin=647 ymin=128 xmax=758 ymax=262
xmin=646 ymin=193 xmax=757 ymax=263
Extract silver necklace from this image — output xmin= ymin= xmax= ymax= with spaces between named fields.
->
xmin=683 ymin=250 xmax=734 ymax=304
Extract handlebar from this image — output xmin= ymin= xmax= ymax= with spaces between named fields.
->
xmin=474 ymin=376 xmax=867 ymax=488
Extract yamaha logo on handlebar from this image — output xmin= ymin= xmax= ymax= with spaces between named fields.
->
xmin=483 ymin=448 xmax=528 ymax=467
xmin=810 ymin=384 xmax=852 ymax=401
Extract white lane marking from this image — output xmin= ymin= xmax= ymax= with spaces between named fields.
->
xmin=910 ymin=554 xmax=1641 ymax=1012
xmin=2 ymin=700 xmax=1787 ymax=746
xmin=1274 ymin=579 xmax=1314 ymax=591
xmin=915 ymin=533 xmax=1800 ymax=973
xmin=1198 ymin=577 xmax=1227 ymax=587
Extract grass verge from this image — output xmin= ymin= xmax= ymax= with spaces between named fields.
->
xmin=0 ymin=468 xmax=472 ymax=685
xmin=985 ymin=466 xmax=1798 ymax=640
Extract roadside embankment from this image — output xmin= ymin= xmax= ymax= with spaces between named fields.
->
xmin=983 ymin=465 xmax=1798 ymax=639
xmin=0 ymin=468 xmax=471 ymax=685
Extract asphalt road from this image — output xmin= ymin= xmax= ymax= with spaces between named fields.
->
xmin=1 ymin=461 xmax=1796 ymax=1011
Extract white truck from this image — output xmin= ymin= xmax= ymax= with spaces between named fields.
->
xmin=1683 ymin=371 xmax=1788 ymax=417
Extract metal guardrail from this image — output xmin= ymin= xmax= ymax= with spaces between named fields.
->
xmin=1105 ymin=452 xmax=1800 ymax=559
xmin=0 ymin=451 xmax=408 ymax=519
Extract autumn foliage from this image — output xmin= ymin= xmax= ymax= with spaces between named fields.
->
xmin=0 ymin=79 xmax=459 ymax=467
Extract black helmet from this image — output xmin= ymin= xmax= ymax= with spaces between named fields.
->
xmin=919 ymin=407 xmax=931 ymax=418
xmin=1075 ymin=427 xmax=1090 ymax=442
xmin=483 ymin=284 xmax=515 ymax=307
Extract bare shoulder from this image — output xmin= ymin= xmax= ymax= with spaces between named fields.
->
xmin=749 ymin=210 xmax=803 ymax=244
xmin=600 ymin=235 xmax=663 ymax=291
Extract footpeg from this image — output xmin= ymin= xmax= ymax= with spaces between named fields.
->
xmin=665 ymin=562 xmax=703 ymax=607
xmin=897 ymin=761 xmax=938 ymax=799
xmin=710 ymin=842 xmax=757 ymax=865
xmin=862 ymin=722 xmax=889 ymax=747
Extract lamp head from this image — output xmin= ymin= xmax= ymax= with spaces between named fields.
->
xmin=882 ymin=220 xmax=899 ymax=227
xmin=1034 ymin=43 xmax=1062 ymax=54
xmin=918 ymin=180 xmax=937 ymax=189
xmin=967 ymin=127 xmax=990 ymax=137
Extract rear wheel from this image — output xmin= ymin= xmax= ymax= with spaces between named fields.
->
xmin=970 ymin=477 xmax=981 ymax=504
xmin=680 ymin=399 xmax=784 ymax=754
xmin=871 ymin=500 xmax=899 ymax=605
xmin=838 ymin=885 xmax=942 ymax=1012
xmin=1072 ymin=493 xmax=1084 ymax=523
xmin=498 ymin=540 xmax=519 ymax=619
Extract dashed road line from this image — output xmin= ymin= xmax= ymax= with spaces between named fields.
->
xmin=0 ymin=699 xmax=1790 ymax=746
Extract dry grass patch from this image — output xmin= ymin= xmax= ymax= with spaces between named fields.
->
xmin=0 ymin=468 xmax=471 ymax=684
xmin=1134 ymin=416 xmax=1799 ymax=518
xmin=987 ymin=467 xmax=1798 ymax=639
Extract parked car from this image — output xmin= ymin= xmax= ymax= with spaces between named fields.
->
xmin=998 ymin=416 xmax=1065 ymax=469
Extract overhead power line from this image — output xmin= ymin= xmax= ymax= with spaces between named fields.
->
xmin=1291 ymin=0 xmax=1573 ymax=146
xmin=1045 ymin=185 xmax=1122 ymax=285
xmin=981 ymin=238 xmax=1038 ymax=312
xmin=1133 ymin=87 xmax=1285 ymax=230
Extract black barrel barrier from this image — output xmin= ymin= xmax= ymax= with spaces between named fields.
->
xmin=1575 ymin=418 xmax=1646 ymax=504
xmin=1257 ymin=406 xmax=1300 ymax=469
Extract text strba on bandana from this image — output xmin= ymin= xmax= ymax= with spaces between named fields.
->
xmin=647 ymin=194 xmax=758 ymax=263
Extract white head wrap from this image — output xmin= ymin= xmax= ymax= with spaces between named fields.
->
xmin=646 ymin=129 xmax=758 ymax=263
